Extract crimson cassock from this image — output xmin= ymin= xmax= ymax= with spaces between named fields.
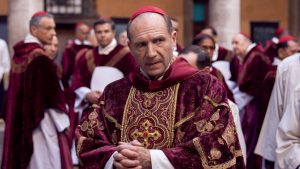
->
xmin=263 ymin=40 xmax=277 ymax=63
xmin=75 ymin=58 xmax=245 ymax=169
xmin=236 ymin=46 xmax=272 ymax=168
xmin=2 ymin=42 xmax=70 ymax=169
xmin=61 ymin=40 xmax=93 ymax=88
xmin=261 ymin=65 xmax=277 ymax=115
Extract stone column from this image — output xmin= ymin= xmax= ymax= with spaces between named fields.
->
xmin=289 ymin=0 xmax=300 ymax=39
xmin=208 ymin=0 xmax=240 ymax=49
xmin=8 ymin=0 xmax=43 ymax=53
xmin=183 ymin=0 xmax=194 ymax=46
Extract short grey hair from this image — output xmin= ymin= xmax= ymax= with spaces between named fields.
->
xmin=29 ymin=13 xmax=54 ymax=30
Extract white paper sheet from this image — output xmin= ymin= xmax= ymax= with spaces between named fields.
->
xmin=212 ymin=61 xmax=231 ymax=80
xmin=90 ymin=66 xmax=124 ymax=91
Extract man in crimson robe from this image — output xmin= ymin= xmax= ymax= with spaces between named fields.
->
xmin=2 ymin=11 xmax=72 ymax=169
xmin=61 ymin=22 xmax=93 ymax=89
xmin=200 ymin=26 xmax=234 ymax=62
xmin=231 ymin=33 xmax=272 ymax=169
xmin=75 ymin=6 xmax=245 ymax=169
xmin=71 ymin=18 xmax=137 ymax=105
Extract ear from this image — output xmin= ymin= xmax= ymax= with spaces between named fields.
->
xmin=31 ymin=25 xmax=39 ymax=36
xmin=278 ymin=48 xmax=285 ymax=60
xmin=171 ymin=31 xmax=177 ymax=46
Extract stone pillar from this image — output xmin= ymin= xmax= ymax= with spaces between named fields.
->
xmin=208 ymin=0 xmax=240 ymax=49
xmin=8 ymin=0 xmax=43 ymax=53
xmin=183 ymin=0 xmax=194 ymax=47
xmin=289 ymin=0 xmax=300 ymax=39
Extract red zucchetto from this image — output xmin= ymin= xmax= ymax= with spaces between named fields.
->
xmin=32 ymin=11 xmax=49 ymax=17
xmin=278 ymin=35 xmax=296 ymax=43
xmin=129 ymin=6 xmax=167 ymax=22
xmin=239 ymin=32 xmax=250 ymax=40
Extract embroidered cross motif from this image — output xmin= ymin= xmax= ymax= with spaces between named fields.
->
xmin=131 ymin=119 xmax=161 ymax=148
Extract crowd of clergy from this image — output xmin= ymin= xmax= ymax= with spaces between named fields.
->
xmin=0 ymin=6 xmax=300 ymax=169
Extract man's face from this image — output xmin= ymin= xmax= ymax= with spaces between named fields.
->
xmin=76 ymin=24 xmax=90 ymax=42
xmin=128 ymin=13 xmax=176 ymax=78
xmin=94 ymin=23 xmax=115 ymax=48
xmin=118 ymin=31 xmax=129 ymax=46
xmin=199 ymin=38 xmax=215 ymax=59
xmin=232 ymin=34 xmax=249 ymax=57
xmin=281 ymin=41 xmax=299 ymax=59
xmin=44 ymin=36 xmax=58 ymax=60
xmin=33 ymin=17 xmax=56 ymax=45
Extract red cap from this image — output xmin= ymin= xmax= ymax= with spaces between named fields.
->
xmin=239 ymin=32 xmax=250 ymax=40
xmin=130 ymin=6 xmax=167 ymax=22
xmin=76 ymin=22 xmax=86 ymax=28
xmin=278 ymin=35 xmax=295 ymax=43
xmin=32 ymin=11 xmax=49 ymax=17
xmin=275 ymin=27 xmax=284 ymax=36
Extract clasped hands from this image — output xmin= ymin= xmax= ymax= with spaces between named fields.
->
xmin=85 ymin=90 xmax=102 ymax=104
xmin=113 ymin=140 xmax=151 ymax=169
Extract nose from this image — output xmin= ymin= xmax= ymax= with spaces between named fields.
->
xmin=146 ymin=43 xmax=156 ymax=58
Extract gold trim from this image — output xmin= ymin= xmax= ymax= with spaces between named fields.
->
xmin=174 ymin=111 xmax=195 ymax=129
xmin=120 ymin=87 xmax=134 ymax=141
xmin=235 ymin=150 xmax=243 ymax=157
xmin=105 ymin=47 xmax=130 ymax=67
xmin=76 ymin=136 xmax=86 ymax=166
xmin=76 ymin=136 xmax=86 ymax=157
xmin=170 ymin=84 xmax=180 ymax=144
xmin=203 ymin=96 xmax=230 ymax=109
xmin=193 ymin=137 xmax=237 ymax=169
xmin=85 ymin=49 xmax=95 ymax=73
xmin=121 ymin=84 xmax=180 ymax=148
xmin=104 ymin=112 xmax=121 ymax=129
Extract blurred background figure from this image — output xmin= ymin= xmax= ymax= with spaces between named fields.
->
xmin=193 ymin=33 xmax=216 ymax=59
xmin=61 ymin=22 xmax=93 ymax=89
xmin=231 ymin=32 xmax=272 ymax=169
xmin=117 ymin=30 xmax=128 ymax=47
xmin=88 ymin=29 xmax=98 ymax=47
xmin=44 ymin=35 xmax=59 ymax=60
xmin=264 ymin=27 xmax=290 ymax=63
xmin=170 ymin=17 xmax=183 ymax=56
xmin=200 ymin=26 xmax=233 ymax=62
xmin=0 ymin=39 xmax=10 ymax=119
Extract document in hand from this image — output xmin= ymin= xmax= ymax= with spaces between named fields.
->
xmin=90 ymin=66 xmax=124 ymax=91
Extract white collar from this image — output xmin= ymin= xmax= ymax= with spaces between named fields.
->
xmin=212 ymin=44 xmax=219 ymax=61
xmin=273 ymin=57 xmax=281 ymax=66
xmin=98 ymin=38 xmax=117 ymax=55
xmin=24 ymin=33 xmax=43 ymax=46
xmin=246 ymin=43 xmax=256 ymax=54
xmin=139 ymin=62 xmax=172 ymax=81
xmin=74 ymin=39 xmax=92 ymax=46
